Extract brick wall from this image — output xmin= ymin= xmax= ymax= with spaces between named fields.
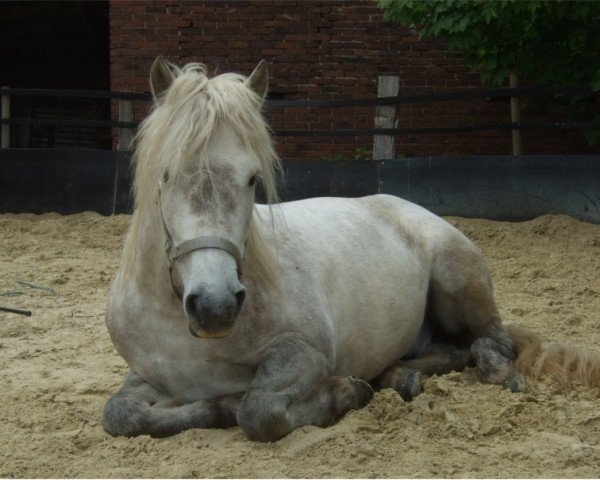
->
xmin=109 ymin=0 xmax=599 ymax=159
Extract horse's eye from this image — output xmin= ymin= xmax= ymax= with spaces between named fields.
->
xmin=248 ymin=174 xmax=257 ymax=187
xmin=163 ymin=169 xmax=170 ymax=183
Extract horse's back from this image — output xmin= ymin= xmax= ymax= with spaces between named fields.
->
xmin=263 ymin=193 xmax=464 ymax=266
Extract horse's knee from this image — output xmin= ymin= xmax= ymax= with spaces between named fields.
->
xmin=102 ymin=395 xmax=148 ymax=437
xmin=237 ymin=377 xmax=374 ymax=442
xmin=237 ymin=393 xmax=289 ymax=442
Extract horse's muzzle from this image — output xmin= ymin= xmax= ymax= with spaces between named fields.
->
xmin=184 ymin=285 xmax=246 ymax=338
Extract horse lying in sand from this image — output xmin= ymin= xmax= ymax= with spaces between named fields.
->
xmin=103 ymin=58 xmax=600 ymax=442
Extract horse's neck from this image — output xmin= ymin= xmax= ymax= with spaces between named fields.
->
xmin=121 ymin=208 xmax=173 ymax=299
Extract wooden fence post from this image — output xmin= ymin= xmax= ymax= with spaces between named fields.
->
xmin=509 ymin=72 xmax=522 ymax=155
xmin=118 ymin=99 xmax=134 ymax=151
xmin=373 ymin=75 xmax=400 ymax=160
xmin=1 ymin=87 xmax=10 ymax=149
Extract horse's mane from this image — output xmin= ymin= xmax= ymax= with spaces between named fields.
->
xmin=122 ymin=62 xmax=282 ymax=289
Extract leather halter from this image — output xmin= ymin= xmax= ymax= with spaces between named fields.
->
xmin=157 ymin=183 xmax=244 ymax=298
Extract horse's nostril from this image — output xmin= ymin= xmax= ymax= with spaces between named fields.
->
xmin=184 ymin=287 xmax=244 ymax=325
xmin=235 ymin=287 xmax=246 ymax=311
xmin=185 ymin=294 xmax=201 ymax=318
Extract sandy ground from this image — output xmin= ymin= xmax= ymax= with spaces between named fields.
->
xmin=1 ymin=211 xmax=600 ymax=478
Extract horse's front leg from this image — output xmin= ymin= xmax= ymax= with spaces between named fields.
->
xmin=237 ymin=333 xmax=374 ymax=442
xmin=103 ymin=371 xmax=240 ymax=438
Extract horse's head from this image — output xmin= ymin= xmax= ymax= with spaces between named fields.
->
xmin=140 ymin=57 xmax=278 ymax=339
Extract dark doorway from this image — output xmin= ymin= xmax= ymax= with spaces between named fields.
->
xmin=0 ymin=2 xmax=111 ymax=148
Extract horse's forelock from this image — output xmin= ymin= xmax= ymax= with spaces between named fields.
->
xmin=134 ymin=64 xmax=279 ymax=207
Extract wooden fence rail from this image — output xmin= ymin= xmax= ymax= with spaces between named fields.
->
xmin=0 ymin=84 xmax=596 ymax=155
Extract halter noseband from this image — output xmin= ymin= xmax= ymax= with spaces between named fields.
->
xmin=167 ymin=236 xmax=243 ymax=273
xmin=158 ymin=183 xmax=244 ymax=298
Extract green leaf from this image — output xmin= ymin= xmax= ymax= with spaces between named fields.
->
xmin=377 ymin=0 xmax=600 ymax=145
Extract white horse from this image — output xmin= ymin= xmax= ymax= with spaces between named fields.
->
xmin=103 ymin=58 xmax=600 ymax=441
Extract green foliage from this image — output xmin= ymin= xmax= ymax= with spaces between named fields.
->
xmin=321 ymin=147 xmax=374 ymax=162
xmin=377 ymin=0 xmax=600 ymax=143
xmin=320 ymin=153 xmax=346 ymax=162
xmin=378 ymin=0 xmax=600 ymax=88
xmin=353 ymin=147 xmax=373 ymax=161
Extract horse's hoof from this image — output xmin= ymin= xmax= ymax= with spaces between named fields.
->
xmin=347 ymin=376 xmax=375 ymax=408
xmin=506 ymin=373 xmax=527 ymax=393
xmin=397 ymin=370 xmax=422 ymax=402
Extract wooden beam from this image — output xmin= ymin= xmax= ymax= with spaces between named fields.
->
xmin=1 ymin=87 xmax=10 ymax=149
xmin=510 ymin=72 xmax=522 ymax=155
xmin=118 ymin=99 xmax=134 ymax=151
xmin=373 ymin=76 xmax=400 ymax=160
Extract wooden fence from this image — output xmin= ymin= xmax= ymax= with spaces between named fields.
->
xmin=0 ymin=83 xmax=596 ymax=156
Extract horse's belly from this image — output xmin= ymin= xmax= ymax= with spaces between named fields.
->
xmin=331 ymin=275 xmax=428 ymax=381
xmin=334 ymin=317 xmax=426 ymax=380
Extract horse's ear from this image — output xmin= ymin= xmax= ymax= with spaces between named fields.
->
xmin=150 ymin=56 xmax=175 ymax=102
xmin=246 ymin=60 xmax=269 ymax=100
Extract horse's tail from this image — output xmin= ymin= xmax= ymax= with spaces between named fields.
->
xmin=506 ymin=323 xmax=600 ymax=387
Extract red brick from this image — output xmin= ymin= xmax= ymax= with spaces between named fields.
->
xmin=109 ymin=0 xmax=600 ymax=158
